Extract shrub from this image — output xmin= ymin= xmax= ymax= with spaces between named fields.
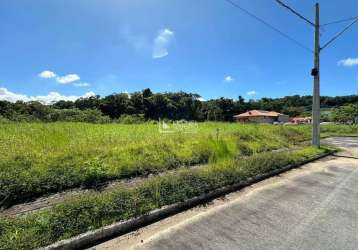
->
xmin=81 ymin=158 xmax=108 ymax=187
xmin=50 ymin=109 xmax=111 ymax=123
xmin=115 ymin=114 xmax=146 ymax=124
xmin=332 ymin=104 xmax=358 ymax=124
xmin=0 ymin=116 xmax=9 ymax=124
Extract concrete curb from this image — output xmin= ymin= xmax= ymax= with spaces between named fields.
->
xmin=43 ymin=151 xmax=333 ymax=250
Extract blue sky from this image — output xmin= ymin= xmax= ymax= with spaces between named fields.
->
xmin=0 ymin=0 xmax=358 ymax=103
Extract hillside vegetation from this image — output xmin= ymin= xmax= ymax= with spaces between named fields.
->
xmin=1 ymin=89 xmax=358 ymax=122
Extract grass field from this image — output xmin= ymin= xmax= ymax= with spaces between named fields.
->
xmin=0 ymin=146 xmax=329 ymax=250
xmin=0 ymin=122 xmax=314 ymax=206
xmin=0 ymin=122 xmax=357 ymax=249
xmin=0 ymin=122 xmax=357 ymax=207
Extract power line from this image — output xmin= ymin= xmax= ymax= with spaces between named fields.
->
xmin=223 ymin=0 xmax=313 ymax=53
xmin=272 ymin=0 xmax=358 ymax=51
xmin=275 ymin=0 xmax=315 ymax=27
xmin=321 ymin=16 xmax=358 ymax=27
xmin=274 ymin=0 xmax=326 ymax=37
xmin=321 ymin=17 xmax=358 ymax=50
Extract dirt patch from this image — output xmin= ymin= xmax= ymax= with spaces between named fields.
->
xmin=0 ymin=165 xmax=204 ymax=216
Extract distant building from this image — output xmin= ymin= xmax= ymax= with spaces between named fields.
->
xmin=290 ymin=117 xmax=312 ymax=124
xmin=233 ymin=110 xmax=289 ymax=124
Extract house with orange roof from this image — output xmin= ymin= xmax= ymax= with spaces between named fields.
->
xmin=290 ymin=117 xmax=312 ymax=124
xmin=233 ymin=110 xmax=289 ymax=124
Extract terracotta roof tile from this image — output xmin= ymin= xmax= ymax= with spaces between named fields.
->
xmin=233 ymin=110 xmax=282 ymax=118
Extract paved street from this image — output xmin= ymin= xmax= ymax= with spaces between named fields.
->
xmin=93 ymin=137 xmax=358 ymax=250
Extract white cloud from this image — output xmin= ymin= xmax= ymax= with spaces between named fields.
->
xmin=38 ymin=70 xmax=83 ymax=86
xmin=56 ymin=74 xmax=81 ymax=84
xmin=39 ymin=70 xmax=57 ymax=79
xmin=0 ymin=88 xmax=29 ymax=103
xmin=197 ymin=97 xmax=206 ymax=102
xmin=0 ymin=87 xmax=95 ymax=104
xmin=152 ymin=28 xmax=174 ymax=59
xmin=224 ymin=76 xmax=234 ymax=83
xmin=73 ymin=82 xmax=90 ymax=87
xmin=247 ymin=91 xmax=257 ymax=96
xmin=337 ymin=57 xmax=358 ymax=67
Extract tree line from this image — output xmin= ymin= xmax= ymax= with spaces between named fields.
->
xmin=0 ymin=88 xmax=357 ymax=123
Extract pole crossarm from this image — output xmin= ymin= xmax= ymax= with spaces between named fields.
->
xmin=321 ymin=17 xmax=358 ymax=51
xmin=275 ymin=0 xmax=315 ymax=27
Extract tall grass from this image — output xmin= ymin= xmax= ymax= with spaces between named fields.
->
xmin=321 ymin=124 xmax=358 ymax=136
xmin=1 ymin=123 xmax=356 ymax=207
xmin=0 ymin=123 xmax=311 ymax=206
xmin=0 ymin=146 xmax=328 ymax=250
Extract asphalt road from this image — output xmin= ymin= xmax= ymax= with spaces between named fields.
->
xmin=93 ymin=137 xmax=358 ymax=250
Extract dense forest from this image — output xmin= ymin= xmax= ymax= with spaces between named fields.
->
xmin=0 ymin=88 xmax=357 ymax=123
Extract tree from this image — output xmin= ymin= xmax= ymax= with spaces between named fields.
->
xmin=53 ymin=100 xmax=75 ymax=109
xmin=282 ymin=106 xmax=305 ymax=117
xmin=74 ymin=95 xmax=101 ymax=110
xmin=0 ymin=90 xmax=357 ymax=123
xmin=27 ymin=101 xmax=52 ymax=121
xmin=100 ymin=93 xmax=130 ymax=118
xmin=128 ymin=92 xmax=144 ymax=114
xmin=332 ymin=104 xmax=358 ymax=124
xmin=142 ymin=88 xmax=153 ymax=98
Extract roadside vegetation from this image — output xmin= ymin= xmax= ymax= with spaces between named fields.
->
xmin=0 ymin=122 xmax=310 ymax=207
xmin=0 ymin=146 xmax=329 ymax=250
xmin=0 ymin=121 xmax=356 ymax=249
xmin=331 ymin=103 xmax=358 ymax=124
xmin=321 ymin=124 xmax=358 ymax=137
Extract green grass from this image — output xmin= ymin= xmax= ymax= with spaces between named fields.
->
xmin=0 ymin=122 xmax=312 ymax=206
xmin=321 ymin=124 xmax=358 ymax=137
xmin=0 ymin=122 xmax=354 ymax=249
xmin=0 ymin=146 xmax=329 ymax=250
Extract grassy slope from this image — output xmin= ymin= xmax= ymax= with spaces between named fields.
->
xmin=0 ymin=146 xmax=329 ymax=250
xmin=1 ymin=123 xmax=356 ymax=249
xmin=0 ymin=122 xmax=311 ymax=206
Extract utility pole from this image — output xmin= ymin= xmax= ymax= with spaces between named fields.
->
xmin=228 ymin=0 xmax=358 ymax=147
xmin=274 ymin=0 xmax=358 ymax=147
xmin=311 ymin=3 xmax=320 ymax=147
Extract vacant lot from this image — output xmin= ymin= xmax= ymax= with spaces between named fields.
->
xmin=0 ymin=123 xmax=356 ymax=249
xmin=0 ymin=122 xmax=312 ymax=206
